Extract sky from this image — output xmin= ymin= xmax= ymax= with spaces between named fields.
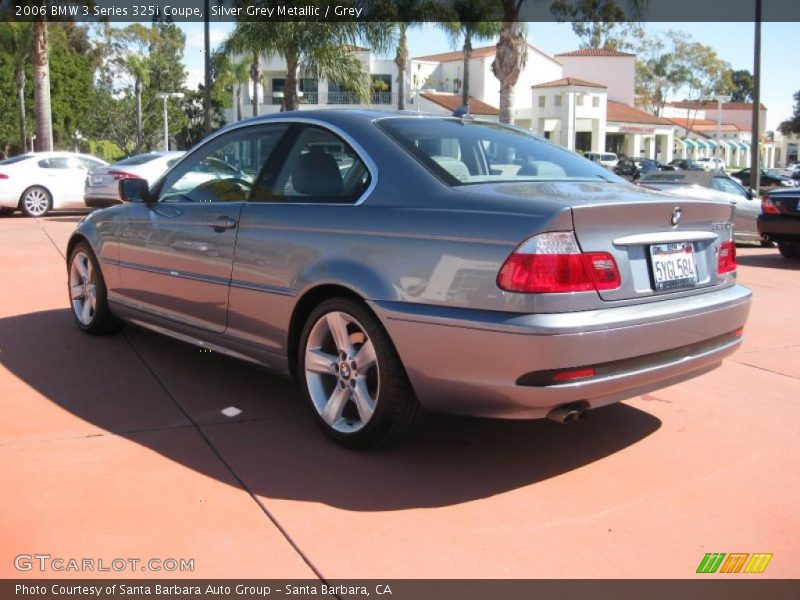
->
xmin=177 ymin=21 xmax=800 ymax=130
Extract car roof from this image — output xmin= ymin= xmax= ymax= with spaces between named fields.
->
xmin=214 ymin=108 xmax=498 ymax=136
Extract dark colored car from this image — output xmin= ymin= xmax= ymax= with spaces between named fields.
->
xmin=730 ymin=168 xmax=796 ymax=189
xmin=758 ymin=188 xmax=800 ymax=258
xmin=669 ymin=159 xmax=704 ymax=171
xmin=614 ymin=157 xmax=676 ymax=181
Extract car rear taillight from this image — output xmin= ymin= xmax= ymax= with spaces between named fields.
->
xmin=0 ymin=173 xmax=8 ymax=179
xmin=108 ymin=170 xmax=136 ymax=180
xmin=761 ymin=194 xmax=779 ymax=215
xmin=497 ymin=232 xmax=621 ymax=293
xmin=717 ymin=240 xmax=736 ymax=274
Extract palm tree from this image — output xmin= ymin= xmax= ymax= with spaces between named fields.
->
xmin=123 ymin=54 xmax=150 ymax=153
xmin=31 ymin=18 xmax=53 ymax=151
xmin=212 ymin=53 xmax=250 ymax=122
xmin=0 ymin=23 xmax=32 ymax=151
xmin=491 ymin=1 xmax=528 ymax=125
xmin=223 ymin=22 xmax=374 ymax=113
xmin=439 ymin=4 xmax=502 ymax=109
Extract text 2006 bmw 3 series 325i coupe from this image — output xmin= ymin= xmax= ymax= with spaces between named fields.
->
xmin=66 ymin=111 xmax=751 ymax=448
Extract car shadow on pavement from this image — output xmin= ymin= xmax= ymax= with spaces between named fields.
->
xmin=0 ymin=309 xmax=662 ymax=510
xmin=736 ymin=252 xmax=800 ymax=270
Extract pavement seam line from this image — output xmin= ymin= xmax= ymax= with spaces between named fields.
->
xmin=732 ymin=359 xmax=800 ymax=381
xmin=37 ymin=218 xmax=66 ymax=260
xmin=121 ymin=330 xmax=329 ymax=583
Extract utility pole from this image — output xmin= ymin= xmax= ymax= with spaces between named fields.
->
xmin=157 ymin=92 xmax=185 ymax=152
xmin=714 ymin=94 xmax=731 ymax=169
xmin=203 ymin=0 xmax=211 ymax=135
xmin=749 ymin=0 xmax=762 ymax=193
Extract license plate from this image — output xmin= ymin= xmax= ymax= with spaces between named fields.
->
xmin=90 ymin=174 xmax=104 ymax=186
xmin=650 ymin=242 xmax=697 ymax=291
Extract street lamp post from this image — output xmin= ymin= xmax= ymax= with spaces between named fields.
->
xmin=157 ymin=92 xmax=185 ymax=152
xmin=713 ymin=94 xmax=732 ymax=169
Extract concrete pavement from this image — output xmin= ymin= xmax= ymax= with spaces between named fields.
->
xmin=1 ymin=213 xmax=798 ymax=579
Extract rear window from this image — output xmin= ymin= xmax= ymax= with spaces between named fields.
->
xmin=114 ymin=154 xmax=161 ymax=166
xmin=378 ymin=118 xmax=622 ymax=186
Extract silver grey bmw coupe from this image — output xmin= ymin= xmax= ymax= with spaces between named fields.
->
xmin=66 ymin=110 xmax=751 ymax=448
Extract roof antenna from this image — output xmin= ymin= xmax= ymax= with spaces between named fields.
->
xmin=453 ymin=105 xmax=470 ymax=118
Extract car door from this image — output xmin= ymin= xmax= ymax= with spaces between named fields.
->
xmin=36 ymin=157 xmax=86 ymax=207
xmin=227 ymin=123 xmax=373 ymax=353
xmin=116 ymin=123 xmax=291 ymax=333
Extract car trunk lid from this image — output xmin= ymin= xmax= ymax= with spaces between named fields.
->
xmin=469 ymin=180 xmax=735 ymax=302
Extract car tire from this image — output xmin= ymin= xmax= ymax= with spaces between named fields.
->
xmin=777 ymin=242 xmax=800 ymax=259
xmin=67 ymin=242 xmax=123 ymax=335
xmin=20 ymin=186 xmax=52 ymax=217
xmin=298 ymin=297 xmax=424 ymax=449
xmin=760 ymin=239 xmax=774 ymax=248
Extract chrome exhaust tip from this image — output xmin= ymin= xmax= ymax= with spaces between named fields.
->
xmin=547 ymin=403 xmax=590 ymax=424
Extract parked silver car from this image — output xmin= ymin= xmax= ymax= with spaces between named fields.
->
xmin=66 ymin=111 xmax=751 ymax=448
xmin=84 ymin=151 xmax=185 ymax=208
xmin=637 ymin=171 xmax=768 ymax=245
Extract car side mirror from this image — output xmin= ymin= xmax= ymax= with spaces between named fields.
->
xmin=119 ymin=178 xmax=150 ymax=203
xmin=746 ymin=189 xmax=754 ymax=200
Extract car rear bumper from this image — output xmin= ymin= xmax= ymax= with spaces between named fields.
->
xmin=372 ymin=284 xmax=751 ymax=419
xmin=758 ymin=214 xmax=800 ymax=243
xmin=85 ymin=195 xmax=123 ymax=208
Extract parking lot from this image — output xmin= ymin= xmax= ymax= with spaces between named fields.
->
xmin=0 ymin=212 xmax=798 ymax=579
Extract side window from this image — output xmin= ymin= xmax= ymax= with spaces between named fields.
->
xmin=39 ymin=157 xmax=70 ymax=169
xmin=158 ymin=124 xmax=289 ymax=203
xmin=268 ymin=126 xmax=370 ymax=204
xmin=715 ymin=177 xmax=747 ymax=197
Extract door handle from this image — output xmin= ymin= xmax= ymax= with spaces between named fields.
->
xmin=209 ymin=216 xmax=237 ymax=232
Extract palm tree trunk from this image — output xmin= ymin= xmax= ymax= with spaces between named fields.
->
xmin=250 ymin=53 xmax=261 ymax=117
xmin=284 ymin=55 xmax=299 ymax=112
xmin=135 ymin=79 xmax=143 ymax=153
xmin=492 ymin=20 xmax=527 ymax=125
xmin=462 ymin=35 xmax=472 ymax=108
xmin=236 ymin=84 xmax=243 ymax=121
xmin=16 ymin=66 xmax=26 ymax=152
xmin=31 ymin=19 xmax=53 ymax=152
xmin=395 ymin=25 xmax=408 ymax=111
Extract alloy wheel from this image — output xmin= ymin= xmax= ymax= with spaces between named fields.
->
xmin=23 ymin=189 xmax=50 ymax=217
xmin=69 ymin=251 xmax=97 ymax=326
xmin=304 ymin=311 xmax=380 ymax=434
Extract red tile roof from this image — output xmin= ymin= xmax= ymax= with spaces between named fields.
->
xmin=666 ymin=100 xmax=767 ymax=111
xmin=607 ymin=101 xmax=673 ymax=125
xmin=414 ymin=46 xmax=498 ymax=63
xmin=413 ymin=43 xmax=560 ymax=65
xmin=555 ymin=48 xmax=635 ymax=57
xmin=532 ymin=77 xmax=607 ymax=89
xmin=419 ymin=93 xmax=499 ymax=116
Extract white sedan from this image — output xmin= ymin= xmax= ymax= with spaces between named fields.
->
xmin=84 ymin=151 xmax=185 ymax=208
xmin=0 ymin=152 xmax=108 ymax=217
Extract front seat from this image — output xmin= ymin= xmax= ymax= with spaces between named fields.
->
xmin=293 ymin=149 xmax=343 ymax=196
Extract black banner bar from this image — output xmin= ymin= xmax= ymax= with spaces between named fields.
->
xmin=3 ymin=580 xmax=800 ymax=600
xmin=2 ymin=0 xmax=800 ymax=23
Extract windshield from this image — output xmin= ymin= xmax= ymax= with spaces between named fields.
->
xmin=0 ymin=155 xmax=32 ymax=165
xmin=378 ymin=118 xmax=623 ymax=185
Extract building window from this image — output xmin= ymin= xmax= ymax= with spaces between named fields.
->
xmin=538 ymin=96 xmax=546 ymax=108
xmin=371 ymin=74 xmax=393 ymax=104
xmin=554 ymin=95 xmax=562 ymax=107
xmin=592 ymin=96 xmax=600 ymax=108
